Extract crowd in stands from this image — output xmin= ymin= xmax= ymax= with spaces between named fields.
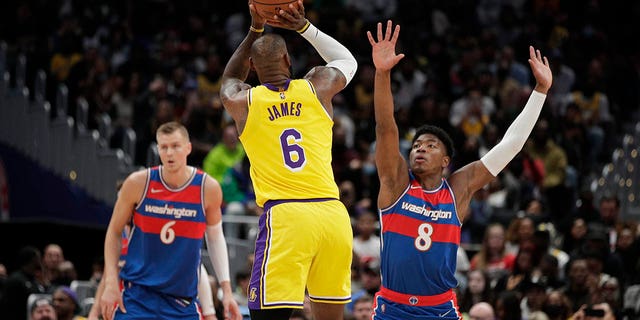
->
xmin=1 ymin=0 xmax=640 ymax=319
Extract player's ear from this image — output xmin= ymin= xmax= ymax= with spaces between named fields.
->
xmin=249 ymin=57 xmax=256 ymax=71
xmin=441 ymin=155 xmax=450 ymax=168
xmin=187 ymin=142 xmax=192 ymax=155
xmin=284 ymin=52 xmax=291 ymax=68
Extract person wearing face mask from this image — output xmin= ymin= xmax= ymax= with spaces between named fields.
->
xmin=542 ymin=290 xmax=572 ymax=320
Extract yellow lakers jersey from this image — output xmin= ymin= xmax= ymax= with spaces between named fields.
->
xmin=241 ymin=79 xmax=339 ymax=206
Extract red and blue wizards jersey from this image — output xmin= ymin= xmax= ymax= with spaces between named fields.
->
xmin=120 ymin=166 xmax=207 ymax=298
xmin=378 ymin=172 xmax=461 ymax=298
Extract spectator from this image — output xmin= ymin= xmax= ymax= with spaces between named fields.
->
xmin=613 ymin=223 xmax=640 ymax=285
xmin=520 ymin=279 xmax=548 ymax=320
xmin=0 ymin=246 xmax=48 ymax=320
xmin=352 ymin=210 xmax=380 ymax=266
xmin=596 ymin=194 xmax=622 ymax=251
xmin=203 ymin=124 xmax=249 ymax=239
xmin=537 ymin=254 xmax=566 ymax=290
xmin=571 ymin=302 xmax=616 ymax=320
xmin=542 ymin=290 xmax=573 ymax=320
xmin=574 ymin=223 xmax=625 ymax=284
xmin=494 ymin=291 xmax=522 ymax=320
xmin=560 ymin=57 xmax=614 ymax=171
xmin=508 ymin=217 xmax=535 ymax=252
xmin=561 ymin=258 xmax=592 ymax=312
xmin=347 ymin=259 xmax=380 ymax=314
xmin=525 ymin=119 xmax=570 ymax=224
xmin=458 ymin=270 xmax=494 ymax=313
xmin=43 ymin=244 xmax=65 ymax=286
xmin=51 ymin=286 xmax=84 ymax=320
xmin=449 ymin=88 xmax=496 ymax=140
xmin=468 ymin=301 xmax=495 ymax=320
xmin=31 ymin=297 xmax=58 ymax=320
xmin=562 ymin=218 xmax=588 ymax=254
xmin=534 ymin=229 xmax=569 ymax=280
xmin=470 ymin=223 xmax=516 ymax=288
xmin=351 ymin=294 xmax=373 ymax=320
xmin=233 ymin=270 xmax=250 ymax=309
xmin=495 ymin=240 xmax=541 ymax=293
xmin=53 ymin=261 xmax=77 ymax=287
xmin=202 ymin=124 xmax=245 ymax=183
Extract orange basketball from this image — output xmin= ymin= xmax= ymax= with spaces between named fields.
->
xmin=252 ymin=0 xmax=298 ymax=21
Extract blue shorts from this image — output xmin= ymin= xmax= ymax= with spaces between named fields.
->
xmin=373 ymin=291 xmax=461 ymax=320
xmin=114 ymin=282 xmax=203 ymax=319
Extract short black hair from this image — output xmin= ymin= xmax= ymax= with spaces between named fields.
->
xmin=17 ymin=246 xmax=41 ymax=267
xmin=412 ymin=125 xmax=455 ymax=157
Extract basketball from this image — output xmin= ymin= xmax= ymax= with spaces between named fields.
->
xmin=252 ymin=0 xmax=298 ymax=21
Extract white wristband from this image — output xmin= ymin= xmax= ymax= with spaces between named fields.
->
xmin=481 ymin=90 xmax=546 ymax=176
xmin=205 ymin=222 xmax=231 ymax=282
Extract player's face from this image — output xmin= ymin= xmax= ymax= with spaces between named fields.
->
xmin=409 ymin=133 xmax=449 ymax=174
xmin=157 ymin=131 xmax=191 ymax=171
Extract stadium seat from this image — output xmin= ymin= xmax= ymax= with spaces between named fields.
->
xmin=70 ymin=280 xmax=98 ymax=306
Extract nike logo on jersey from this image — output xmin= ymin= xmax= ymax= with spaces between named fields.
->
xmin=439 ymin=309 xmax=453 ymax=317
xmin=150 ymin=188 xmax=163 ymax=193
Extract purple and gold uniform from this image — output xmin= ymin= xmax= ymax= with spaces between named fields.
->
xmin=374 ymin=172 xmax=462 ymax=319
xmin=241 ymin=79 xmax=352 ymax=310
xmin=117 ymin=166 xmax=207 ymax=319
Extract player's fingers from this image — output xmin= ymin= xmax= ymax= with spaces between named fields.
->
xmin=101 ymin=305 xmax=111 ymax=320
xmin=529 ymin=46 xmax=535 ymax=60
xmin=118 ymin=298 xmax=126 ymax=314
xmin=367 ymin=31 xmax=375 ymax=46
xmin=536 ymin=49 xmax=542 ymax=62
xmin=544 ymin=56 xmax=549 ymax=66
xmin=391 ymin=24 xmax=401 ymax=43
xmin=267 ymin=19 xmax=287 ymax=28
xmin=385 ymin=20 xmax=392 ymax=40
xmin=276 ymin=9 xmax=295 ymax=23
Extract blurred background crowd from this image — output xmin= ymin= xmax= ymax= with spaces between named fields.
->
xmin=1 ymin=0 xmax=640 ymax=319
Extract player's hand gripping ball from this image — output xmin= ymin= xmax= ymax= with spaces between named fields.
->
xmin=252 ymin=0 xmax=298 ymax=23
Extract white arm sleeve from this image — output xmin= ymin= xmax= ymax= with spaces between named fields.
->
xmin=480 ymin=90 xmax=547 ymax=176
xmin=299 ymin=21 xmax=357 ymax=86
xmin=205 ymin=222 xmax=231 ymax=282
xmin=198 ymin=264 xmax=216 ymax=316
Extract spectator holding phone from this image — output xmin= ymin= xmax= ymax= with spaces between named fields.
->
xmin=571 ymin=303 xmax=615 ymax=320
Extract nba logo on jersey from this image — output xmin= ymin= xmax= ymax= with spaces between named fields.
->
xmin=279 ymin=92 xmax=285 ymax=99
xmin=409 ymin=296 xmax=418 ymax=305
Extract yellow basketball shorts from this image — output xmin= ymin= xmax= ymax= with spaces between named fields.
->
xmin=247 ymin=198 xmax=353 ymax=309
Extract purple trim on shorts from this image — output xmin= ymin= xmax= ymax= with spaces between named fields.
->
xmin=308 ymin=295 xmax=351 ymax=303
xmin=248 ymin=210 xmax=270 ymax=310
xmin=248 ymin=198 xmax=337 ymax=310
xmin=263 ymin=198 xmax=337 ymax=212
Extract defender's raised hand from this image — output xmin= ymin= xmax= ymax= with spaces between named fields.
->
xmin=528 ymin=46 xmax=553 ymax=94
xmin=367 ymin=20 xmax=405 ymax=71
